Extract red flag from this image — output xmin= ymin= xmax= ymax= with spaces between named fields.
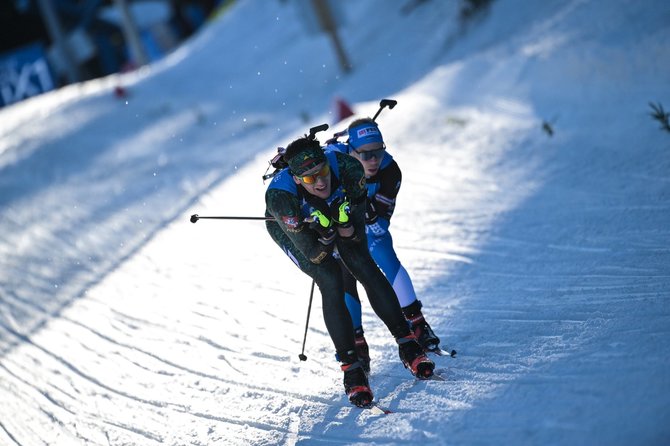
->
xmin=334 ymin=97 xmax=354 ymax=123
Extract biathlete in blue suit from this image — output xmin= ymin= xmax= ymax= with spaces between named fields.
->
xmin=264 ymin=135 xmax=435 ymax=406
xmin=326 ymin=118 xmax=441 ymax=370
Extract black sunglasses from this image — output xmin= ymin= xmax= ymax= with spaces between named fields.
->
xmin=354 ymin=146 xmax=386 ymax=161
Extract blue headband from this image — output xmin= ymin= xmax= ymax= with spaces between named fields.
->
xmin=348 ymin=123 xmax=384 ymax=149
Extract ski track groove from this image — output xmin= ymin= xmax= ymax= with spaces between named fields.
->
xmin=1 ymin=314 xmax=337 ymax=413
xmin=6 ymin=353 xmax=294 ymax=444
xmin=1 ymin=339 xmax=305 ymax=443
xmin=0 ymin=420 xmax=22 ymax=446
xmin=103 ymin=300 xmax=301 ymax=362
xmin=100 ymin=419 xmax=164 ymax=444
xmin=2 ymin=326 xmax=173 ymax=408
xmin=62 ymin=309 xmax=295 ymax=372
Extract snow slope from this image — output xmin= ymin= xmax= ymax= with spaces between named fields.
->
xmin=1 ymin=0 xmax=669 ymax=444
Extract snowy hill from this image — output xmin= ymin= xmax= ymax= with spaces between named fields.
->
xmin=1 ymin=0 xmax=669 ymax=444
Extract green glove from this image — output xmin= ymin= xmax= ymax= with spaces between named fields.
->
xmin=330 ymin=197 xmax=352 ymax=228
xmin=308 ymin=210 xmax=336 ymax=245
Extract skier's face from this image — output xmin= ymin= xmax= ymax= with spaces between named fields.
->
xmin=293 ymin=161 xmax=331 ymax=199
xmin=351 ymin=143 xmax=385 ymax=177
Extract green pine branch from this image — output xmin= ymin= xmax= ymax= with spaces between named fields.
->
xmin=649 ymin=102 xmax=670 ymax=133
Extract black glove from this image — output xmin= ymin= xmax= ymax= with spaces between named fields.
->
xmin=365 ymin=199 xmax=378 ymax=225
xmin=330 ymin=197 xmax=352 ymax=229
xmin=308 ymin=210 xmax=336 ymax=245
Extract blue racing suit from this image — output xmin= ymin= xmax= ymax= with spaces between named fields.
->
xmin=325 ymin=143 xmax=419 ymax=330
xmin=265 ymin=150 xmax=411 ymax=356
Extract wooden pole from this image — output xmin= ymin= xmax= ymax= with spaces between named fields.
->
xmin=112 ymin=0 xmax=150 ymax=67
xmin=36 ymin=0 xmax=81 ymax=83
xmin=311 ymin=0 xmax=352 ymax=73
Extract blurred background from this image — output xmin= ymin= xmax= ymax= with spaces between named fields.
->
xmin=0 ymin=0 xmax=491 ymax=109
xmin=0 ymin=0 xmax=231 ymax=107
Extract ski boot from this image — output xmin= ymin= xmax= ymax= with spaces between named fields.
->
xmin=397 ymin=334 xmax=435 ymax=379
xmin=354 ymin=327 xmax=371 ymax=373
xmin=403 ymin=300 xmax=441 ymax=352
xmin=341 ymin=351 xmax=373 ymax=407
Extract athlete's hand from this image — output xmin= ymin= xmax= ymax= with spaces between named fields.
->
xmin=330 ymin=197 xmax=352 ymax=229
xmin=308 ymin=210 xmax=336 ymax=245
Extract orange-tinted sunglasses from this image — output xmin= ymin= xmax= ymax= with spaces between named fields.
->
xmin=295 ymin=163 xmax=330 ymax=184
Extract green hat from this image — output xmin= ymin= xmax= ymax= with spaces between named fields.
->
xmin=285 ymin=138 xmax=326 ymax=175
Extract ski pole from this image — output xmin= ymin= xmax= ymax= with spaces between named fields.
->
xmin=190 ymin=211 xmax=315 ymax=360
xmin=298 ymin=279 xmax=316 ymax=361
xmin=190 ymin=214 xmax=275 ymax=223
